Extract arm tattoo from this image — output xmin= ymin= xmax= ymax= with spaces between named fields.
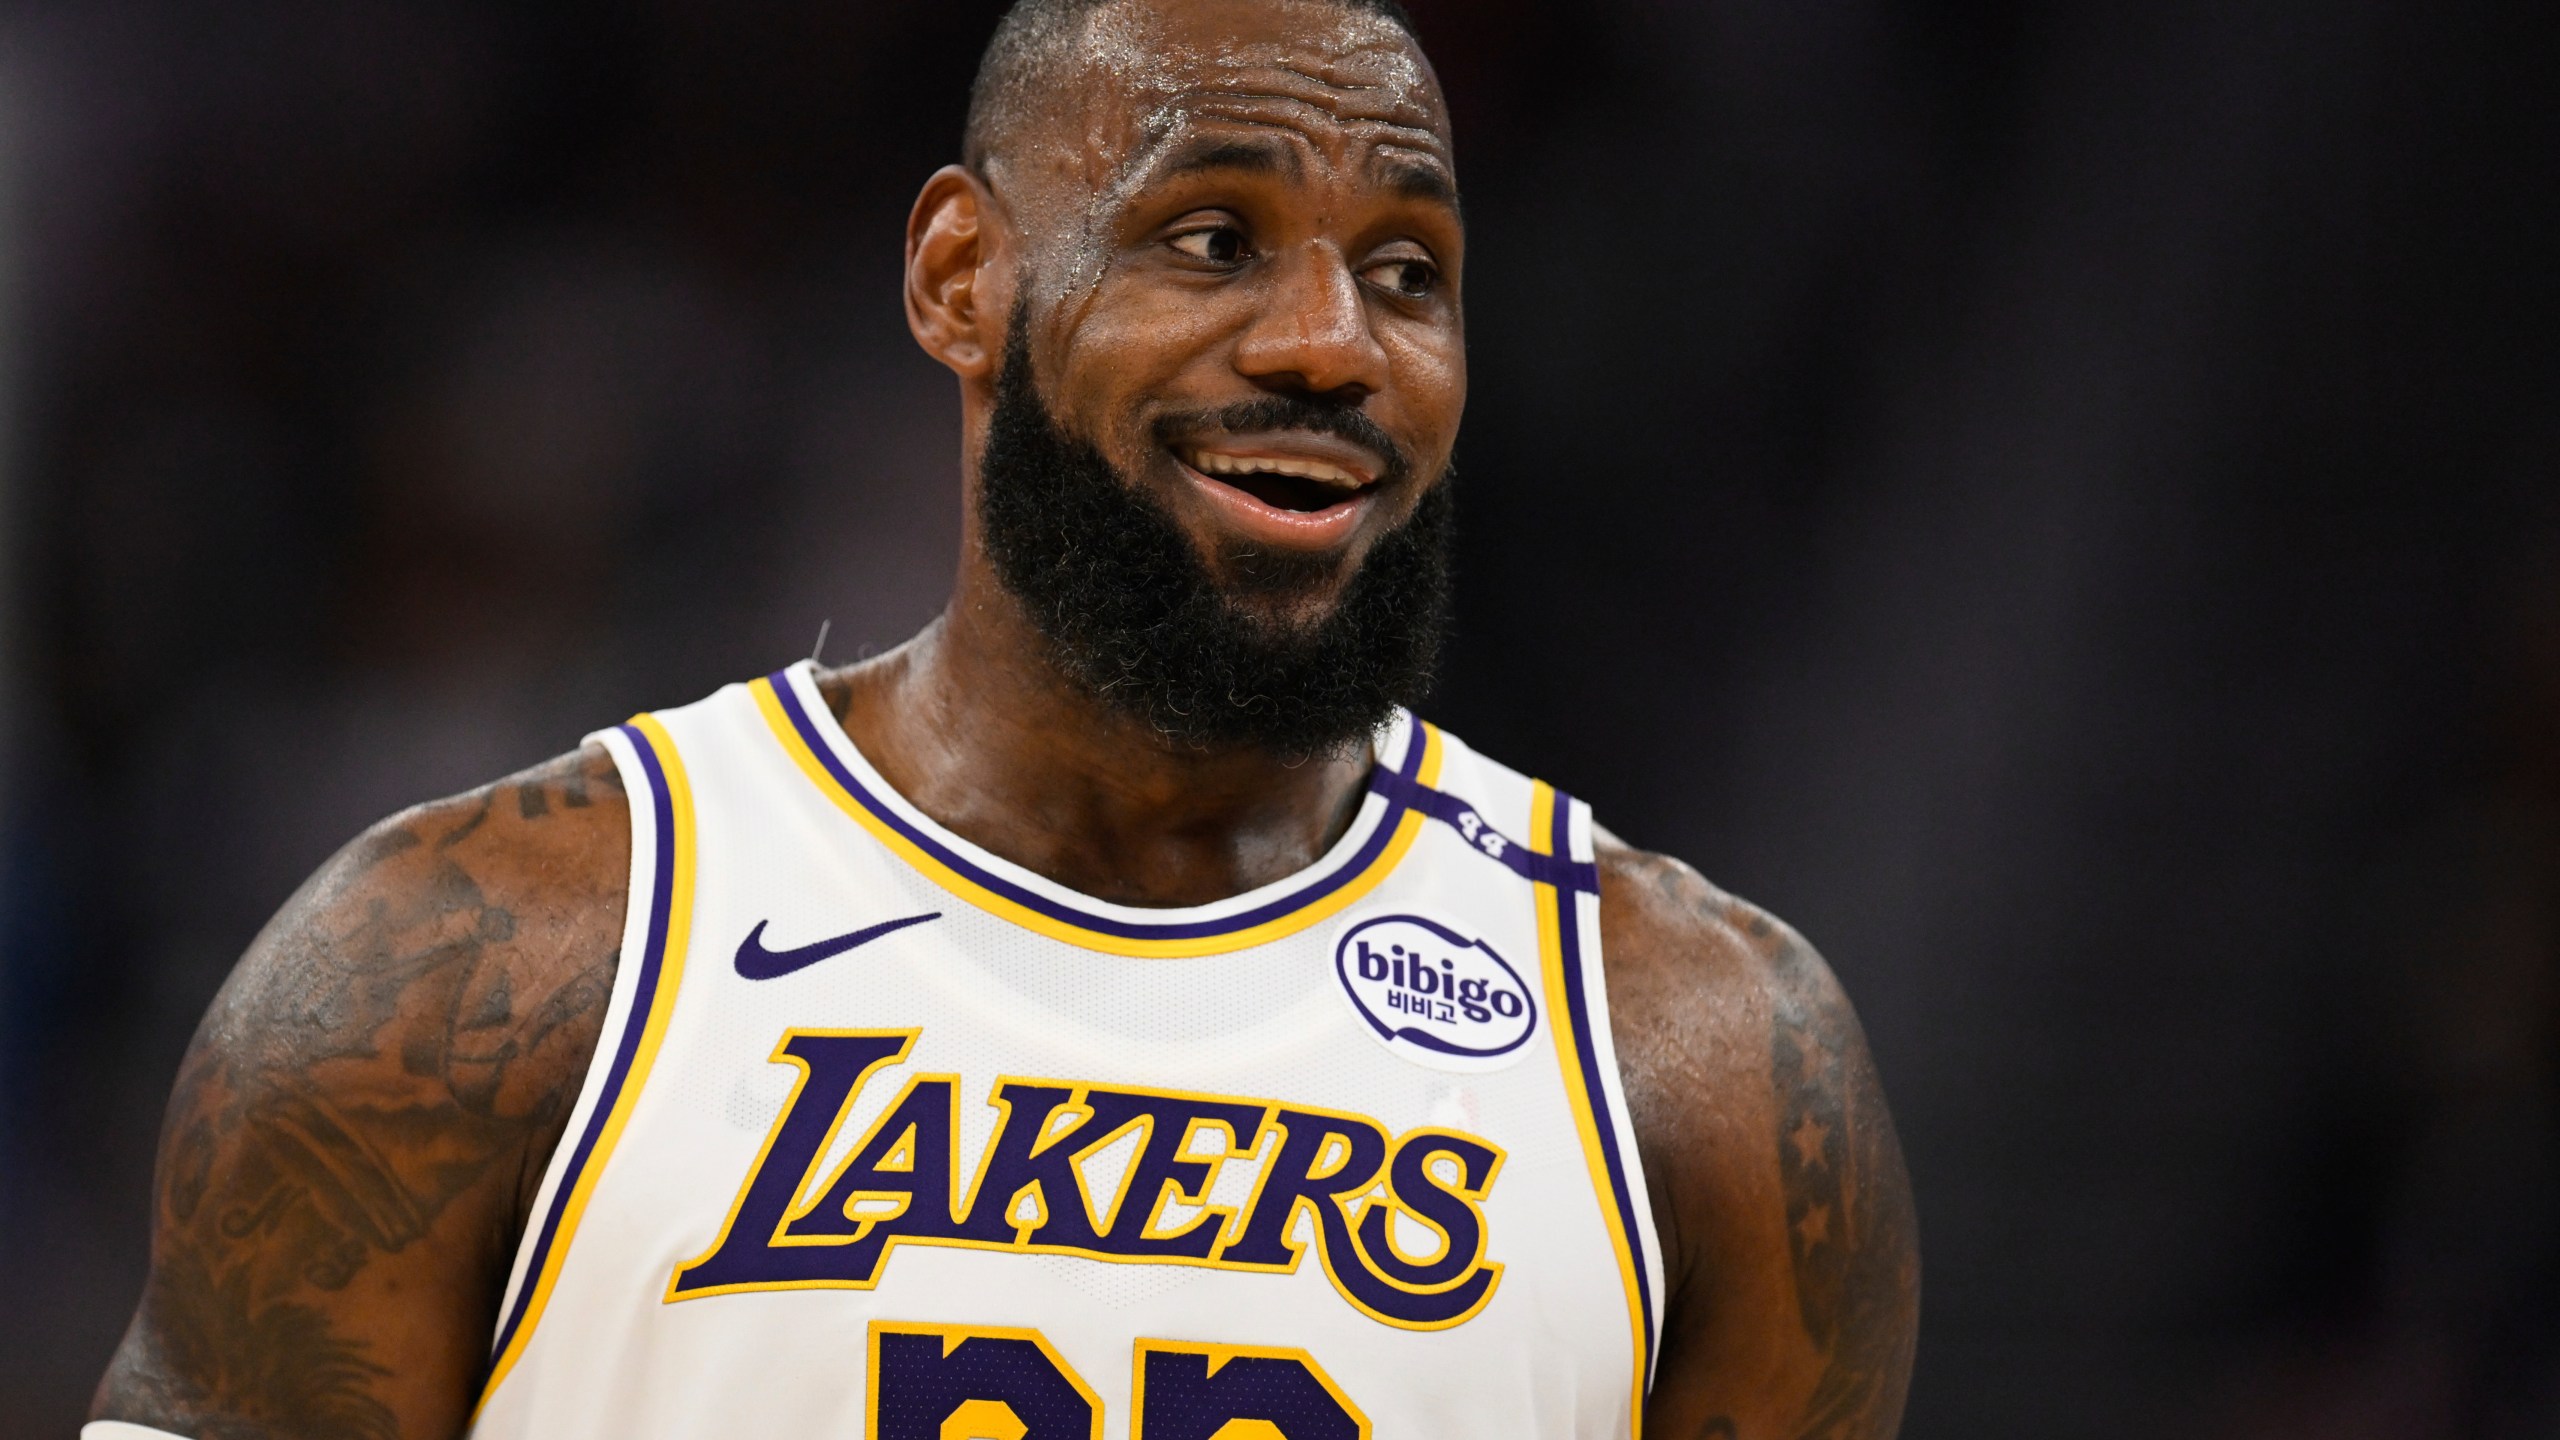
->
xmin=121 ymin=1244 xmax=399 ymax=1440
xmin=1767 ymin=928 xmax=1920 ymax=1440
xmin=96 ymin=754 xmax=622 ymax=1437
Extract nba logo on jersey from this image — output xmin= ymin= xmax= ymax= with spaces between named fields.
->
xmin=1334 ymin=913 xmax=1538 ymax=1070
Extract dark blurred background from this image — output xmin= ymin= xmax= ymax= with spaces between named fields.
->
xmin=2 ymin=0 xmax=2556 ymax=1435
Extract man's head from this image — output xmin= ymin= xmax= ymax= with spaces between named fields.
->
xmin=904 ymin=0 xmax=1465 ymax=756
xmin=961 ymin=0 xmax=1420 ymax=176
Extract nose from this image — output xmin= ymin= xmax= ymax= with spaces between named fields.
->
xmin=1232 ymin=242 xmax=1391 ymax=404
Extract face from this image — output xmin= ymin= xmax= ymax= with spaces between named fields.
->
xmin=991 ymin=0 xmax=1465 ymax=625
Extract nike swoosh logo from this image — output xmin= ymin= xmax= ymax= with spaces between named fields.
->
xmin=733 ymin=912 xmax=943 ymax=981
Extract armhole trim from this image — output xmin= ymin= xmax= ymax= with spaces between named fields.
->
xmin=1532 ymin=782 xmax=1663 ymax=1435
xmin=476 ymin=715 xmax=699 ymax=1415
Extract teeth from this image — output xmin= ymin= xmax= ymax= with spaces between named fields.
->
xmin=1185 ymin=448 xmax=1363 ymax=488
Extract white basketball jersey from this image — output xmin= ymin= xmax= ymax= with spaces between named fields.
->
xmin=469 ymin=663 xmax=1665 ymax=1439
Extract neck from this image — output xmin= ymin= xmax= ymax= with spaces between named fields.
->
xmin=829 ymin=567 xmax=1378 ymax=909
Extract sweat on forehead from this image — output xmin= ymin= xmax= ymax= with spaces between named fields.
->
xmin=962 ymin=0 xmax=1426 ymax=172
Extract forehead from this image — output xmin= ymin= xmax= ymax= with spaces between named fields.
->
xmin=1060 ymin=0 xmax=1452 ymax=192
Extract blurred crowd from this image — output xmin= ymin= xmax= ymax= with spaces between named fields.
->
xmin=1 ymin=0 xmax=2553 ymax=1435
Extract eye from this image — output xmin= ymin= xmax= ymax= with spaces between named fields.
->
xmin=1361 ymin=255 xmax=1439 ymax=299
xmin=1168 ymin=225 xmax=1250 ymax=266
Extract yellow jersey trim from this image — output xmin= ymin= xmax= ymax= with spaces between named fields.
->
xmin=476 ymin=713 xmax=698 ymax=1414
xmin=1531 ymin=779 xmax=1651 ymax=1437
xmin=749 ymin=674 xmax=1441 ymax=958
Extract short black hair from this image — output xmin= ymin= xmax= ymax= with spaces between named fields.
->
xmin=963 ymin=0 xmax=1420 ymax=171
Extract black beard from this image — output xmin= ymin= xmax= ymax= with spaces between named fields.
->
xmin=976 ymin=318 xmax=1455 ymax=758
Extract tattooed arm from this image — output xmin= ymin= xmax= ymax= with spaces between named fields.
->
xmin=90 ymin=746 xmax=632 ymax=1440
xmin=1598 ymin=837 xmax=1920 ymax=1440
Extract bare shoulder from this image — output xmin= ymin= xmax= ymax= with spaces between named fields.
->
xmin=197 ymin=742 xmax=634 ymax=1186
xmin=1592 ymin=832 xmax=1812 ymax=1073
xmin=1592 ymin=831 xmax=1831 ymax=1204
xmin=1593 ymin=829 xmax=1919 ymax=1440
xmin=93 ymin=744 xmax=632 ymax=1438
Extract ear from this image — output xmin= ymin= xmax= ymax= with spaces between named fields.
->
xmin=905 ymin=165 xmax=1007 ymax=380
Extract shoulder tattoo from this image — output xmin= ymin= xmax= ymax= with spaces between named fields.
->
xmin=1760 ymin=918 xmax=1920 ymax=1440
xmin=95 ymin=748 xmax=626 ymax=1436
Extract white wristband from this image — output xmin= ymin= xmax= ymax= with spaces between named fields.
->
xmin=85 ymin=1425 xmax=195 ymax=1439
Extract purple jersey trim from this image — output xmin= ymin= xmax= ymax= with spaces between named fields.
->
xmin=1369 ymin=767 xmax=1602 ymax=894
xmin=1551 ymin=790 xmax=1658 ymax=1391
xmin=487 ymin=722 xmax=677 ymax=1368
xmin=768 ymin=671 xmax=1428 ymax=942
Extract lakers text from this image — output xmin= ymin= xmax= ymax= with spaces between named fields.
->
xmin=670 ymin=1029 xmax=1506 ymax=1329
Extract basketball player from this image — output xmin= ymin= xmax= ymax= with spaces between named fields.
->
xmin=87 ymin=1 xmax=1918 ymax=1436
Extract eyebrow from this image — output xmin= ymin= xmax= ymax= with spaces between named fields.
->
xmin=1149 ymin=134 xmax=1463 ymax=214
xmin=1377 ymin=156 xmax=1459 ymax=208
xmin=1157 ymin=136 xmax=1302 ymax=184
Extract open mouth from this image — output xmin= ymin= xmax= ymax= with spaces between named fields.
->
xmin=1178 ymin=447 xmax=1373 ymax=513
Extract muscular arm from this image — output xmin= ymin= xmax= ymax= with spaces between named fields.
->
xmin=1600 ymin=839 xmax=1920 ymax=1440
xmin=90 ymin=746 xmax=631 ymax=1439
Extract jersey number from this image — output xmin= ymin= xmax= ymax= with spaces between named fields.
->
xmin=868 ymin=1322 xmax=1369 ymax=1439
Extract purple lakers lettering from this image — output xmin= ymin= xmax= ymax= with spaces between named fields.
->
xmin=669 ymin=1029 xmax=1505 ymax=1330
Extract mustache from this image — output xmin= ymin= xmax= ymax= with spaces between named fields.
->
xmin=1148 ymin=397 xmax=1414 ymax=487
